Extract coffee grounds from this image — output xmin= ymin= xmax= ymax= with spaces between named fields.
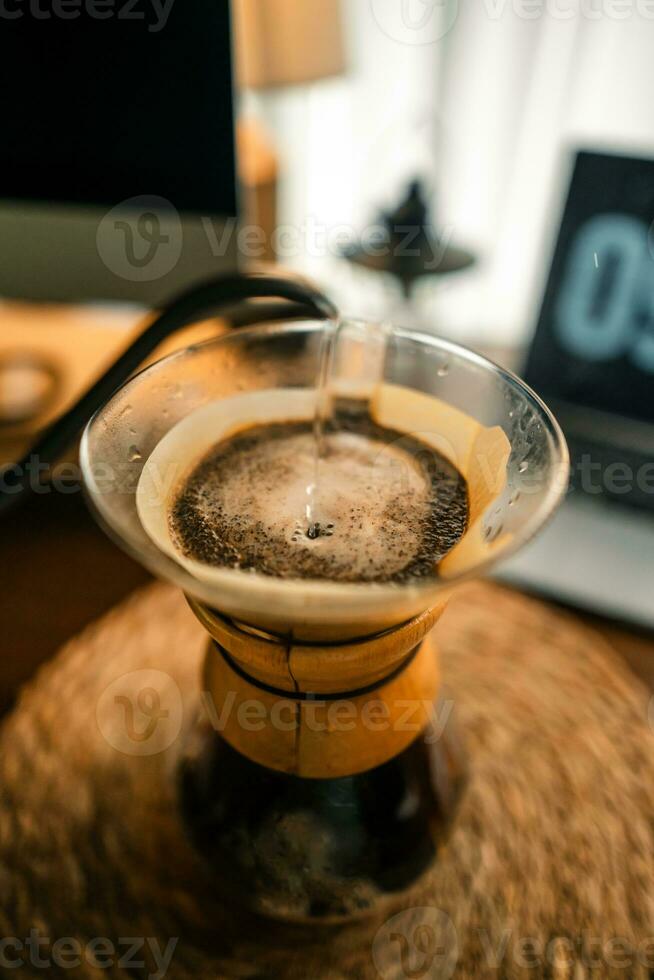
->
xmin=170 ymin=404 xmax=468 ymax=584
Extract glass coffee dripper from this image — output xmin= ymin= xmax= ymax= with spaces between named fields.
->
xmin=81 ymin=315 xmax=568 ymax=923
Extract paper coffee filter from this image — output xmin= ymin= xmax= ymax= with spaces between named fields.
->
xmin=370 ymin=384 xmax=512 ymax=578
xmin=137 ymin=385 xmax=511 ymax=636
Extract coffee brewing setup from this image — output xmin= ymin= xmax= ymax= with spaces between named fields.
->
xmin=4 ymin=270 xmax=612 ymax=967
xmin=66 ymin=271 xmax=564 ymax=921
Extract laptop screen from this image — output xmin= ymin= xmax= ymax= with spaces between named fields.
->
xmin=524 ymin=149 xmax=654 ymax=427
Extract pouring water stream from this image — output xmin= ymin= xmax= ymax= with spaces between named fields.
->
xmin=305 ymin=320 xmax=391 ymax=540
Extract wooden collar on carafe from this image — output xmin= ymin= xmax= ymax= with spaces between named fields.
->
xmin=188 ymin=598 xmax=445 ymax=779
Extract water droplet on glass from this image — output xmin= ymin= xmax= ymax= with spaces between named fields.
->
xmin=518 ymin=461 xmax=529 ymax=474
xmin=509 ymin=491 xmax=521 ymax=506
xmin=437 ymin=362 xmax=450 ymax=378
xmin=128 ymin=445 xmax=142 ymax=462
xmin=484 ymin=523 xmax=503 ymax=543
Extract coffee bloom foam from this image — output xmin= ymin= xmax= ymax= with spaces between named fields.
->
xmin=169 ymin=419 xmax=468 ymax=584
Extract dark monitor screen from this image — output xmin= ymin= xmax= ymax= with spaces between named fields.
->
xmin=0 ymin=0 xmax=237 ymax=217
xmin=524 ymin=149 xmax=654 ymax=427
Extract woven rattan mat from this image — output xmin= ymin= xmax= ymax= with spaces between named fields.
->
xmin=1 ymin=581 xmax=653 ymax=979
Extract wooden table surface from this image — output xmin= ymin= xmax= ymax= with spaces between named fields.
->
xmin=0 ymin=301 xmax=228 ymax=713
xmin=2 ymin=486 xmax=654 ymax=718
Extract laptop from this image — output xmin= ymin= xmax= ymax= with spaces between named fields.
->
xmin=497 ymin=149 xmax=654 ymax=629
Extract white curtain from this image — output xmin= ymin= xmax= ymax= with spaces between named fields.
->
xmin=247 ymin=0 xmax=441 ymax=318
xmin=436 ymin=0 xmax=654 ymax=345
xmin=258 ymin=0 xmax=654 ymax=345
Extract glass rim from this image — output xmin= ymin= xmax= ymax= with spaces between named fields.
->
xmin=80 ymin=319 xmax=570 ymax=608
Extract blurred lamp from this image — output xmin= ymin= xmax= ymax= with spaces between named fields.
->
xmin=233 ymin=0 xmax=345 ymax=90
xmin=232 ymin=0 xmax=346 ymax=261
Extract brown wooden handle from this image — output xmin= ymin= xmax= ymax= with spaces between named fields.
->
xmin=192 ymin=599 xmax=444 ymax=778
